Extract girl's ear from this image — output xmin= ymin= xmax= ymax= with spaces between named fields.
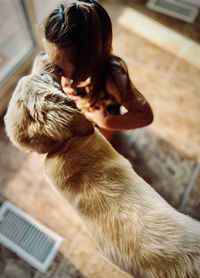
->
xmin=70 ymin=110 xmax=94 ymax=137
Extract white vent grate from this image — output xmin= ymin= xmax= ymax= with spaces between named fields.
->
xmin=0 ymin=201 xmax=64 ymax=273
xmin=146 ymin=0 xmax=199 ymax=23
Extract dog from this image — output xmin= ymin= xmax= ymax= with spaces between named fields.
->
xmin=4 ymin=53 xmax=200 ymax=278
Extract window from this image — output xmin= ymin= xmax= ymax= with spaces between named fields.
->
xmin=0 ymin=0 xmax=35 ymax=85
xmin=0 ymin=0 xmax=58 ymax=116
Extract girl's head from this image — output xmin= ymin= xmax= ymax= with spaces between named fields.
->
xmin=43 ymin=0 xmax=113 ymax=88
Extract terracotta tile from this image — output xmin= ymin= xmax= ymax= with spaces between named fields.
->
xmin=16 ymin=172 xmax=83 ymax=239
xmin=149 ymin=80 xmax=200 ymax=160
xmin=76 ymin=226 xmax=102 ymax=253
xmin=170 ymin=56 xmax=200 ymax=90
xmin=112 ymin=24 xmax=175 ymax=75
xmin=1 ymin=153 xmax=45 ymax=202
xmin=124 ymin=60 xmax=164 ymax=95
xmin=58 ymin=241 xmax=132 ymax=278
xmin=176 ymin=40 xmax=200 ymax=71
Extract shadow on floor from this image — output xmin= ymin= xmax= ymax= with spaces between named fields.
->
xmin=112 ymin=128 xmax=199 ymax=220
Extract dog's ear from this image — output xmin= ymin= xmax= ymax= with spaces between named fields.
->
xmin=43 ymin=92 xmax=94 ymax=138
xmin=4 ymin=86 xmax=67 ymax=154
xmin=70 ymin=110 xmax=94 ymax=137
xmin=4 ymin=75 xmax=94 ymax=154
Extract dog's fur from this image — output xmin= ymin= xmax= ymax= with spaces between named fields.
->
xmin=4 ymin=53 xmax=200 ymax=278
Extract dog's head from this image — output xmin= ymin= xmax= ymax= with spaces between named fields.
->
xmin=31 ymin=51 xmax=61 ymax=87
xmin=4 ymin=74 xmax=94 ymax=154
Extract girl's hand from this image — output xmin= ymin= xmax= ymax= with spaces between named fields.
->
xmin=84 ymin=103 xmax=111 ymax=129
xmin=61 ymin=76 xmax=81 ymax=102
xmin=63 ymin=86 xmax=81 ymax=101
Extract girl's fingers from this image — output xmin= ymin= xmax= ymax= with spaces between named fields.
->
xmin=63 ymin=86 xmax=75 ymax=95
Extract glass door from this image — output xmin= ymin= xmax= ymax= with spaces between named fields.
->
xmin=0 ymin=0 xmax=58 ymax=116
xmin=0 ymin=0 xmax=36 ymax=85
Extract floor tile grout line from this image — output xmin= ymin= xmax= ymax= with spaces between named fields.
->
xmin=52 ymin=225 xmax=129 ymax=277
xmin=52 ymin=225 xmax=84 ymax=278
xmin=126 ymin=54 xmax=199 ymax=91
xmin=126 ymin=58 xmax=170 ymax=79
xmin=65 ymin=225 xmax=85 ymax=257
xmin=69 ymin=243 xmax=130 ymax=277
xmin=163 ymin=57 xmax=181 ymax=84
xmin=179 ymin=159 xmax=200 ymax=212
xmin=163 ymin=40 xmax=191 ymax=83
xmin=0 ymin=190 xmax=18 ymax=205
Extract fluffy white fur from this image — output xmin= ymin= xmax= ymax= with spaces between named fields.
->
xmin=4 ymin=53 xmax=200 ymax=278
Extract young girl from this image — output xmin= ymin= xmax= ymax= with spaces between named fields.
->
xmin=43 ymin=0 xmax=153 ymax=142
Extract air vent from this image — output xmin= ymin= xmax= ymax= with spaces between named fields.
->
xmin=0 ymin=201 xmax=64 ymax=273
xmin=146 ymin=0 xmax=199 ymax=23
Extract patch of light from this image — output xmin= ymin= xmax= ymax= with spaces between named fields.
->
xmin=117 ymin=7 xmax=200 ymax=69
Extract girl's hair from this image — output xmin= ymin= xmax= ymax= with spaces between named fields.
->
xmin=43 ymin=0 xmax=113 ymax=105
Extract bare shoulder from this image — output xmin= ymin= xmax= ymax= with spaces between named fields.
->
xmin=105 ymin=74 xmax=122 ymax=103
xmin=105 ymin=56 xmax=149 ymax=109
xmin=105 ymin=56 xmax=130 ymax=103
xmin=106 ymin=56 xmax=132 ymax=104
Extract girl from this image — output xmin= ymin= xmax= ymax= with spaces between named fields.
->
xmin=43 ymin=0 xmax=153 ymax=142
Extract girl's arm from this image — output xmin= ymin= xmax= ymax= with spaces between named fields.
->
xmin=85 ymin=73 xmax=154 ymax=131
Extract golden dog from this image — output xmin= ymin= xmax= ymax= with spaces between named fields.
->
xmin=4 ymin=53 xmax=200 ymax=278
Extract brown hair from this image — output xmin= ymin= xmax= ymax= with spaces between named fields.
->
xmin=43 ymin=0 xmax=113 ymax=105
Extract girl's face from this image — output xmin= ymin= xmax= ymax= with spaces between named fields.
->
xmin=43 ymin=39 xmax=74 ymax=80
xmin=43 ymin=39 xmax=91 ymax=91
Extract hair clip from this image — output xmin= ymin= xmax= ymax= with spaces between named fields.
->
xmin=59 ymin=4 xmax=65 ymax=28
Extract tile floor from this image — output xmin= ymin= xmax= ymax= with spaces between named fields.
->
xmin=0 ymin=0 xmax=200 ymax=277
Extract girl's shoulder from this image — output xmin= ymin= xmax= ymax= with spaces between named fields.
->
xmin=106 ymin=55 xmax=128 ymax=75
xmin=105 ymin=55 xmax=131 ymax=103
